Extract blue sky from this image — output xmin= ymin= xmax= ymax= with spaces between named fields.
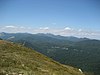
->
xmin=0 ymin=0 xmax=100 ymax=39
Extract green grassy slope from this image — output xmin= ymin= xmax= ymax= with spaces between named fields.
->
xmin=0 ymin=40 xmax=84 ymax=75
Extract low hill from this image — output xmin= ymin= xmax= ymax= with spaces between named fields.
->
xmin=0 ymin=40 xmax=84 ymax=75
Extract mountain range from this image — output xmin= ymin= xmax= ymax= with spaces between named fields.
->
xmin=0 ymin=32 xmax=100 ymax=75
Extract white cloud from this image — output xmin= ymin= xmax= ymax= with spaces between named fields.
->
xmin=78 ymin=29 xmax=82 ymax=32
xmin=20 ymin=26 xmax=25 ymax=29
xmin=39 ymin=27 xmax=49 ymax=30
xmin=64 ymin=27 xmax=72 ymax=30
xmin=5 ymin=25 xmax=17 ymax=28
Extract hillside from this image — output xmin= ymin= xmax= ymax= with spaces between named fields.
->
xmin=0 ymin=40 xmax=84 ymax=75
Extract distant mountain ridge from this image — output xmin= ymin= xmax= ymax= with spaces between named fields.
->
xmin=0 ymin=32 xmax=90 ymax=42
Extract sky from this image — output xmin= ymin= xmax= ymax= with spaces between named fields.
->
xmin=0 ymin=0 xmax=100 ymax=39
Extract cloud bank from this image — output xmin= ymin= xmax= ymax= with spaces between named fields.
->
xmin=0 ymin=25 xmax=100 ymax=40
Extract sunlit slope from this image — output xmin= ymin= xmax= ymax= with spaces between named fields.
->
xmin=0 ymin=40 xmax=84 ymax=75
